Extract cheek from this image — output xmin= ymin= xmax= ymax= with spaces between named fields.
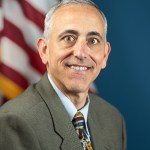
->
xmin=48 ymin=49 xmax=66 ymax=69
xmin=92 ymin=53 xmax=104 ymax=66
xmin=48 ymin=42 xmax=69 ymax=60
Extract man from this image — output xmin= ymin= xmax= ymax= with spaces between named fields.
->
xmin=0 ymin=0 xmax=126 ymax=150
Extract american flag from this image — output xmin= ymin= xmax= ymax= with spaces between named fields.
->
xmin=0 ymin=0 xmax=97 ymax=106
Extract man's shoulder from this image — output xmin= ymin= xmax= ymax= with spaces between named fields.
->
xmin=0 ymin=84 xmax=43 ymax=115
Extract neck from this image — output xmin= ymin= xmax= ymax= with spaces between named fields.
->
xmin=65 ymin=92 xmax=88 ymax=110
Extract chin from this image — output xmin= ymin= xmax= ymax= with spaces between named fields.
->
xmin=67 ymin=84 xmax=89 ymax=94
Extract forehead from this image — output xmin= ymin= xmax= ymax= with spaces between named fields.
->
xmin=51 ymin=4 xmax=105 ymax=36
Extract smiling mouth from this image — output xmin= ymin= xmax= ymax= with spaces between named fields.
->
xmin=70 ymin=65 xmax=88 ymax=71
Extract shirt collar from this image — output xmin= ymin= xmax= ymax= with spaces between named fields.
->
xmin=47 ymin=73 xmax=90 ymax=123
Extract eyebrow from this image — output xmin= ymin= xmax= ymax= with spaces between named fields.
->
xmin=58 ymin=30 xmax=79 ymax=38
xmin=87 ymin=31 xmax=103 ymax=39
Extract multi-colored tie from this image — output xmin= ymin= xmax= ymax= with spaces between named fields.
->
xmin=72 ymin=111 xmax=93 ymax=150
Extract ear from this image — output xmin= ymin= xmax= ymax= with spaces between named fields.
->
xmin=102 ymin=42 xmax=111 ymax=69
xmin=37 ymin=37 xmax=48 ymax=65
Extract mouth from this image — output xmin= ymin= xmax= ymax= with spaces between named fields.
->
xmin=69 ymin=65 xmax=88 ymax=71
xmin=66 ymin=63 xmax=93 ymax=72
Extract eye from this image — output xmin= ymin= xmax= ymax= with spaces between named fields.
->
xmin=89 ymin=38 xmax=99 ymax=45
xmin=63 ymin=36 xmax=75 ymax=42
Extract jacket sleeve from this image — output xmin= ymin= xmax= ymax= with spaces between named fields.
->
xmin=0 ymin=112 xmax=41 ymax=150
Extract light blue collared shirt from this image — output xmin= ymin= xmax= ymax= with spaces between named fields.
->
xmin=47 ymin=74 xmax=90 ymax=138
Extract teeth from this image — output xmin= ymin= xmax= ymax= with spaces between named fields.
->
xmin=70 ymin=66 xmax=87 ymax=71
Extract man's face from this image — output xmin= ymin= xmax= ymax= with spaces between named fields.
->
xmin=38 ymin=4 xmax=110 ymax=95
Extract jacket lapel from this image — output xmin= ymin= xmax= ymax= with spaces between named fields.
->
xmin=88 ymin=95 xmax=110 ymax=150
xmin=36 ymin=73 xmax=82 ymax=150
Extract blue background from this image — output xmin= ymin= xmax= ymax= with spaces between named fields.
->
xmin=93 ymin=0 xmax=150 ymax=149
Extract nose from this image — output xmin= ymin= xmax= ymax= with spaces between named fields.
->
xmin=73 ymin=41 xmax=89 ymax=60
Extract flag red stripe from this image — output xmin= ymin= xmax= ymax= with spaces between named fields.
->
xmin=0 ymin=31 xmax=3 ymax=38
xmin=4 ymin=19 xmax=46 ymax=74
xmin=2 ymin=97 xmax=7 ymax=104
xmin=18 ymin=0 xmax=44 ymax=30
xmin=0 ymin=0 xmax=2 ymax=7
xmin=88 ymin=88 xmax=97 ymax=95
xmin=0 ymin=96 xmax=7 ymax=105
xmin=0 ymin=63 xmax=28 ymax=89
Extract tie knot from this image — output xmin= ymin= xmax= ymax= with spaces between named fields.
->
xmin=72 ymin=111 xmax=85 ymax=129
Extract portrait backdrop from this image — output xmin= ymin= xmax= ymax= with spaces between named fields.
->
xmin=93 ymin=0 xmax=150 ymax=150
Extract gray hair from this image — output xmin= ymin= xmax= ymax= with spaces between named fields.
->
xmin=43 ymin=0 xmax=108 ymax=40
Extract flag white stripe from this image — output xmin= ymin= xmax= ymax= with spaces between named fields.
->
xmin=1 ymin=37 xmax=41 ymax=83
xmin=3 ymin=0 xmax=42 ymax=51
xmin=27 ymin=0 xmax=59 ymax=14
xmin=0 ymin=7 xmax=3 ymax=31
xmin=90 ymin=83 xmax=98 ymax=93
